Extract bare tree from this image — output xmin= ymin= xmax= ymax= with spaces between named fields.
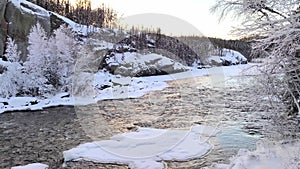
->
xmin=211 ymin=0 xmax=300 ymax=115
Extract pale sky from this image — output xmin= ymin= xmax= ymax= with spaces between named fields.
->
xmin=70 ymin=0 xmax=240 ymax=39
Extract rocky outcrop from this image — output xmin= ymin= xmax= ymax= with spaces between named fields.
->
xmin=0 ymin=1 xmax=65 ymax=61
xmin=105 ymin=52 xmax=189 ymax=77
xmin=4 ymin=2 xmax=51 ymax=61
xmin=0 ymin=0 xmax=8 ymax=58
xmin=99 ymin=33 xmax=203 ymax=75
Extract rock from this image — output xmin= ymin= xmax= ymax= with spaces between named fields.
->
xmin=4 ymin=2 xmax=51 ymax=61
xmin=0 ymin=1 xmax=67 ymax=61
xmin=108 ymin=52 xmax=189 ymax=77
xmin=99 ymin=33 xmax=202 ymax=70
xmin=0 ymin=0 xmax=8 ymax=58
xmin=50 ymin=13 xmax=65 ymax=31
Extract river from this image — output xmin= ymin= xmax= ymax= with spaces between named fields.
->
xmin=1 ymin=71 xmax=299 ymax=168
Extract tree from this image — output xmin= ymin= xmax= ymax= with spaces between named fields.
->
xmin=24 ymin=22 xmax=49 ymax=89
xmin=211 ymin=0 xmax=300 ymax=114
xmin=25 ymin=23 xmax=77 ymax=95
xmin=51 ymin=25 xmax=76 ymax=92
xmin=4 ymin=36 xmax=21 ymax=62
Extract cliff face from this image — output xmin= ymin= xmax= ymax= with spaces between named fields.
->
xmin=0 ymin=0 xmax=8 ymax=57
xmin=0 ymin=1 xmax=63 ymax=61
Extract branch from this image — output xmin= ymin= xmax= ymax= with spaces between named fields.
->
xmin=263 ymin=6 xmax=287 ymax=19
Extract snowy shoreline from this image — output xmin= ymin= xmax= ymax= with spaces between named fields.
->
xmin=0 ymin=64 xmax=259 ymax=114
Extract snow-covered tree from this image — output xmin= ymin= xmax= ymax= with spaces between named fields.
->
xmin=4 ymin=36 xmax=21 ymax=62
xmin=49 ymin=25 xmax=76 ymax=92
xmin=0 ymin=60 xmax=34 ymax=98
xmin=0 ymin=64 xmax=18 ymax=98
xmin=211 ymin=0 xmax=300 ymax=114
xmin=25 ymin=23 xmax=77 ymax=95
xmin=24 ymin=22 xmax=49 ymax=89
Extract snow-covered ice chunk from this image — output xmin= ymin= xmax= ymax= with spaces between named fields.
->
xmin=11 ymin=163 xmax=48 ymax=169
xmin=63 ymin=125 xmax=220 ymax=169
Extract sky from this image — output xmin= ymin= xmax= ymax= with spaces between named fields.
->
xmin=70 ymin=0 xmax=240 ymax=39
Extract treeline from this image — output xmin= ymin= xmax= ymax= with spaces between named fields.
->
xmin=27 ymin=0 xmax=118 ymax=28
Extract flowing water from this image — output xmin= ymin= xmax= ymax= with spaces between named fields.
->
xmin=1 ymin=72 xmax=299 ymax=168
xmin=75 ymin=73 xmax=299 ymax=168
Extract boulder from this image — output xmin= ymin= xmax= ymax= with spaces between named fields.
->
xmin=106 ymin=52 xmax=189 ymax=77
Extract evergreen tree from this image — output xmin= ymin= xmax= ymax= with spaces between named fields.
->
xmin=4 ymin=36 xmax=20 ymax=62
xmin=24 ymin=22 xmax=49 ymax=89
xmin=25 ymin=23 xmax=77 ymax=94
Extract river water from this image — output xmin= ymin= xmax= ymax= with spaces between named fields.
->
xmin=75 ymin=72 xmax=299 ymax=168
xmin=1 ymin=71 xmax=299 ymax=168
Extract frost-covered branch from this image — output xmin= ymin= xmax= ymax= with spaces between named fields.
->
xmin=212 ymin=0 xmax=300 ymax=115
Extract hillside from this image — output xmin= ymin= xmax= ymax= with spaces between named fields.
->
xmin=0 ymin=0 xmax=250 ymax=68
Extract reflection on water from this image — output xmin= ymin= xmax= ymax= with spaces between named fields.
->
xmin=75 ymin=74 xmax=299 ymax=168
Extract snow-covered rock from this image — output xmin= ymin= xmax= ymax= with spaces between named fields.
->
xmin=105 ymin=52 xmax=190 ymax=77
xmin=208 ymin=49 xmax=248 ymax=66
xmin=3 ymin=0 xmax=53 ymax=61
xmin=64 ymin=125 xmax=220 ymax=169
xmin=11 ymin=163 xmax=48 ymax=169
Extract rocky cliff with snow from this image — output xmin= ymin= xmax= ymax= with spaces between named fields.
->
xmin=0 ymin=0 xmax=65 ymax=61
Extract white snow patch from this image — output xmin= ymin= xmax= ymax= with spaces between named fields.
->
xmin=52 ymin=13 xmax=100 ymax=36
xmin=11 ymin=163 xmax=49 ymax=169
xmin=0 ymin=93 xmax=72 ymax=113
xmin=11 ymin=0 xmax=50 ymax=17
xmin=208 ymin=141 xmax=300 ymax=169
xmin=64 ymin=125 xmax=220 ymax=169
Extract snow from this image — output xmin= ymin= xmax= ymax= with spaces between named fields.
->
xmin=63 ymin=125 xmax=220 ymax=169
xmin=0 ymin=93 xmax=72 ymax=113
xmin=208 ymin=49 xmax=248 ymax=65
xmin=92 ymin=41 xmax=115 ymax=51
xmin=11 ymin=163 xmax=49 ymax=169
xmin=11 ymin=0 xmax=50 ymax=17
xmin=106 ymin=52 xmax=189 ymax=76
xmin=10 ymin=0 xmax=101 ymax=36
xmin=52 ymin=13 xmax=125 ymax=37
xmin=95 ymin=77 xmax=167 ymax=100
xmin=52 ymin=13 xmax=100 ymax=36
xmin=208 ymin=141 xmax=300 ymax=169
xmin=0 ymin=63 xmax=259 ymax=114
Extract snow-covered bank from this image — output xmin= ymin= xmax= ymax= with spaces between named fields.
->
xmin=11 ymin=163 xmax=49 ymax=169
xmin=63 ymin=125 xmax=220 ymax=169
xmin=0 ymin=63 xmax=260 ymax=114
xmin=0 ymin=72 xmax=167 ymax=113
xmin=208 ymin=141 xmax=300 ymax=169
